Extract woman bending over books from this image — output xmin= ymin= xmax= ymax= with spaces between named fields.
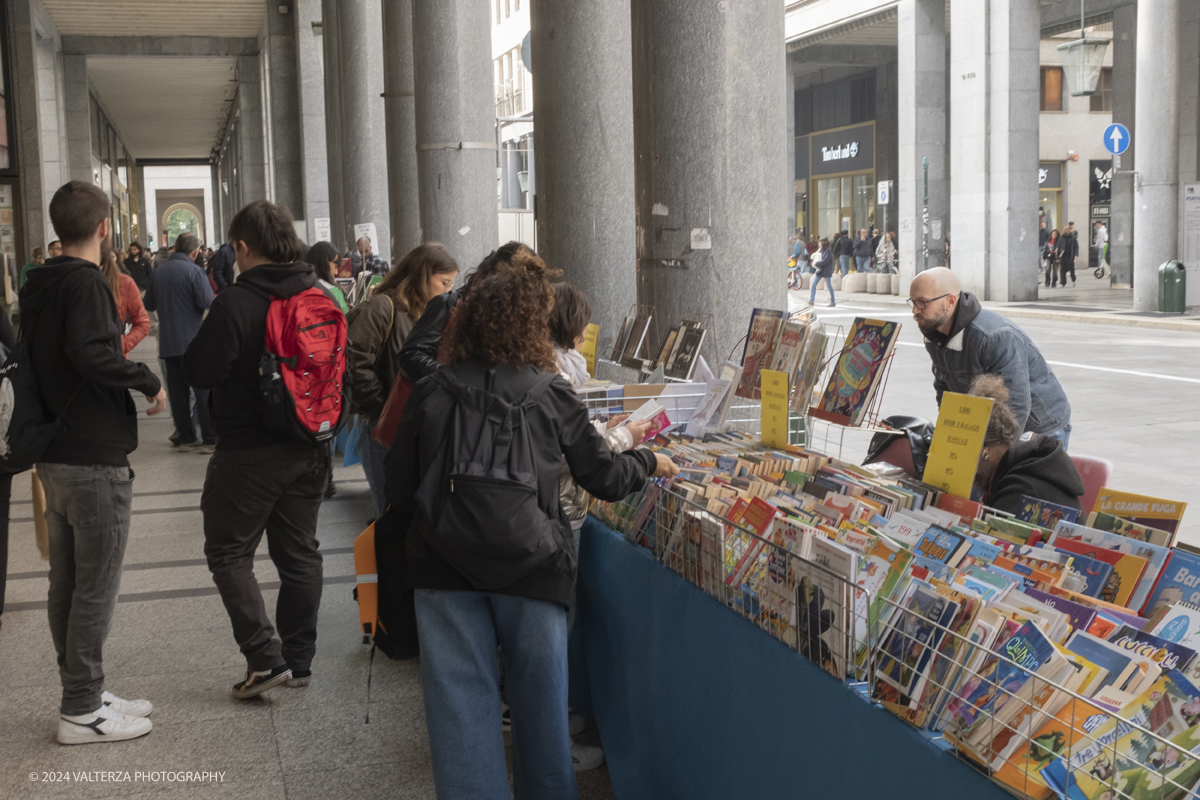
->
xmin=970 ymin=374 xmax=1085 ymax=515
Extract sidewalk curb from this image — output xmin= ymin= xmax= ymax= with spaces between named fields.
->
xmin=816 ymin=290 xmax=1200 ymax=333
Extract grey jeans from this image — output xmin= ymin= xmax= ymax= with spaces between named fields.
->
xmin=37 ymin=463 xmax=135 ymax=715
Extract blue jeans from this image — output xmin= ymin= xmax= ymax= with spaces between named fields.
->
xmin=810 ymin=276 xmax=835 ymax=305
xmin=357 ymin=414 xmax=389 ymax=518
xmin=415 ymin=589 xmax=577 ymax=800
xmin=856 ymin=256 xmax=871 ymax=273
xmin=1049 ymin=423 xmax=1072 ymax=451
xmin=838 ymin=255 xmax=850 ymax=275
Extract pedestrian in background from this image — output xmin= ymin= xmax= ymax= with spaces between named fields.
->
xmin=1058 ymin=223 xmax=1079 ymax=288
xmin=22 ymin=180 xmax=166 ymax=744
xmin=1094 ymin=221 xmax=1108 ymax=270
xmin=809 ymin=237 xmax=835 ymax=307
xmin=208 ymin=241 xmax=236 ymax=292
xmin=19 ymin=246 xmax=44 ymax=290
xmin=853 ymin=228 xmax=873 ymax=273
xmin=833 ymin=230 xmax=853 ymax=276
xmin=145 ymin=233 xmax=216 ymax=453
xmin=1043 ymin=229 xmax=1060 ymax=288
xmin=100 ymin=250 xmax=150 ymax=355
xmin=347 ymin=243 xmax=459 ymax=518
xmin=875 ymin=231 xmax=896 ymax=274
xmin=306 ymin=241 xmax=349 ymax=314
xmin=124 ymin=242 xmax=152 ymax=295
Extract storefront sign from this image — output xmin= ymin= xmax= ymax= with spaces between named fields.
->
xmin=1037 ymin=163 xmax=1062 ymax=190
xmin=1091 ymin=205 xmax=1110 ymax=218
xmin=923 ymin=392 xmax=994 ymax=498
xmin=809 ymin=123 xmax=874 ymax=177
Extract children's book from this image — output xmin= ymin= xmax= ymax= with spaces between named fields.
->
xmin=1018 ymin=495 xmax=1081 ymax=529
xmin=795 ymin=548 xmax=849 ymax=679
xmin=913 ymin=525 xmax=971 ymax=568
xmin=992 ymin=700 xmax=1111 ymax=800
xmin=790 ymin=324 xmax=828 ymax=414
xmin=1089 ymin=510 xmax=1174 ymax=548
xmin=809 ymin=317 xmax=900 ymax=427
xmin=1051 ymin=522 xmax=1169 ymax=613
xmin=736 ymin=308 xmax=786 ymax=400
xmin=1065 ymin=630 xmax=1138 ymax=693
xmin=768 ymin=320 xmax=808 ymax=384
xmin=1107 ymin=625 xmax=1198 ymax=677
xmin=1092 ymin=487 xmax=1188 ymax=540
xmin=875 ymin=583 xmax=960 ymax=698
xmin=1051 ymin=537 xmax=1146 ymax=608
xmin=1143 ymin=550 xmax=1200 ymax=621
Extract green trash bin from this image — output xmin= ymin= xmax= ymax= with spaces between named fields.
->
xmin=1159 ymin=260 xmax=1187 ymax=313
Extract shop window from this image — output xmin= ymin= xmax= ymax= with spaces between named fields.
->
xmin=1090 ymin=67 xmax=1113 ymax=112
xmin=1040 ymin=67 xmax=1064 ymax=112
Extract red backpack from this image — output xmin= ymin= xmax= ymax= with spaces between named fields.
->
xmin=250 ymin=284 xmax=349 ymax=444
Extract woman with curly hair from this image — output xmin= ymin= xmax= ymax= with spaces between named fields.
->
xmin=347 ymin=242 xmax=458 ymax=517
xmin=385 ymin=249 xmax=677 ymax=799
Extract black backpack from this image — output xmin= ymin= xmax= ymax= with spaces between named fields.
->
xmin=0 ymin=313 xmax=85 ymax=475
xmin=415 ymin=368 xmax=562 ymax=590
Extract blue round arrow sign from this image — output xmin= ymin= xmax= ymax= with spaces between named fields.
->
xmin=1103 ymin=123 xmax=1130 ymax=155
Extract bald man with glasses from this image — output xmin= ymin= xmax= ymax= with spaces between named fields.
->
xmin=908 ymin=268 xmax=1073 ymax=449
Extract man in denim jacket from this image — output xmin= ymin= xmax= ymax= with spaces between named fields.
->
xmin=909 ymin=268 xmax=1073 ymax=448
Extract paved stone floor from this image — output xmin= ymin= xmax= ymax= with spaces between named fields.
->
xmin=0 ymin=335 xmax=617 ymax=800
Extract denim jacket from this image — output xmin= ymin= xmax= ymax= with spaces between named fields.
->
xmin=923 ymin=292 xmax=1071 ymax=435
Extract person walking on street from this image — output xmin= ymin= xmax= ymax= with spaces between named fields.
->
xmin=809 ymin=237 xmax=835 ymax=307
xmin=347 ymin=243 xmax=459 ymax=518
xmin=123 ymin=242 xmax=152 ymax=295
xmin=1058 ymin=223 xmax=1079 ymax=287
xmin=1044 ymin=229 xmax=1060 ymax=288
xmin=182 ymin=200 xmax=330 ymax=699
xmin=1038 ymin=222 xmax=1050 ymax=278
xmin=833 ymin=230 xmax=853 ymax=276
xmin=853 ymin=228 xmax=873 ymax=274
xmin=1094 ymin=221 xmax=1108 ymax=270
xmin=100 ymin=250 xmax=151 ymax=354
xmin=875 ymin=231 xmax=896 ymax=275
xmin=22 ymin=180 xmax=167 ymax=744
xmin=145 ymin=233 xmax=216 ymax=452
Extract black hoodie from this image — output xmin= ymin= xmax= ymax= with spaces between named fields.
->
xmin=19 ymin=256 xmax=162 ymax=466
xmin=181 ymin=262 xmax=318 ymax=450
xmin=985 ymin=433 xmax=1085 ymax=514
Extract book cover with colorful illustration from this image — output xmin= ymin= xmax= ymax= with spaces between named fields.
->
xmin=992 ymin=700 xmax=1111 ymax=800
xmin=1018 ymin=495 xmax=1081 ymax=529
xmin=736 ymin=308 xmax=785 ymax=400
xmin=1092 ymin=488 xmax=1188 ymax=540
xmin=810 ymin=317 xmax=900 ymax=426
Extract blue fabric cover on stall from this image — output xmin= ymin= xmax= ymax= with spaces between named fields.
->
xmin=575 ymin=516 xmax=1014 ymax=800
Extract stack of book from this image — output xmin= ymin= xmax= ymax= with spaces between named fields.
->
xmin=590 ymin=432 xmax=1198 ymax=800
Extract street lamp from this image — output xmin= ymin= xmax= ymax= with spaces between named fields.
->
xmin=1055 ymin=2 xmax=1109 ymax=97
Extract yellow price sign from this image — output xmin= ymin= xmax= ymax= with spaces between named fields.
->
xmin=580 ymin=323 xmax=599 ymax=378
xmin=760 ymin=369 xmax=789 ymax=448
xmin=923 ymin=391 xmax=993 ymax=498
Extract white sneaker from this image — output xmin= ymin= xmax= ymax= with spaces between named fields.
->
xmin=57 ymin=704 xmax=153 ymax=745
xmin=102 ymin=691 xmax=153 ymax=718
xmin=569 ymin=714 xmax=587 ymax=737
xmin=571 ymin=741 xmax=605 ymax=772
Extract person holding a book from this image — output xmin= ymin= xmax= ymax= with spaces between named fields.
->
xmin=909 ymin=266 xmax=1072 ymax=448
xmin=969 ymin=374 xmax=1083 ymax=514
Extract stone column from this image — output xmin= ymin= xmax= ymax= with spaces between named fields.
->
xmin=293 ymin=0 xmax=329 ymax=235
xmin=412 ymin=0 xmax=496 ymax=271
xmin=949 ymin=0 xmax=1039 ymax=301
xmin=898 ymin=0 xmax=946 ymax=290
xmin=1108 ymin=4 xmax=1136 ymax=288
xmin=1179 ymin=0 xmax=1200 ymax=266
xmin=137 ymin=164 xmax=150 ymax=244
xmin=337 ymin=0 xmax=391 ymax=262
xmin=630 ymin=0 xmax=787 ymax=368
xmin=382 ymin=0 xmax=422 ymax=257
xmin=320 ymin=0 xmax=346 ymax=250
xmin=266 ymin=0 xmax=304 ymax=222
xmin=1132 ymin=0 xmax=1180 ymax=311
xmin=237 ymin=53 xmax=268 ymax=205
xmin=62 ymin=54 xmax=92 ymax=186
xmin=531 ymin=0 xmax=636 ymax=346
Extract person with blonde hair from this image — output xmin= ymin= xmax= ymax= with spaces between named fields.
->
xmin=99 ymin=250 xmax=150 ymax=354
xmin=347 ymin=242 xmax=459 ymax=517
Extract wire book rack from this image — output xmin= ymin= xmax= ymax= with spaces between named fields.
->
xmin=590 ymin=484 xmax=1200 ymax=800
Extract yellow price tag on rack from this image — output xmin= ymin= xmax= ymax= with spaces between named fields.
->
xmin=760 ymin=369 xmax=789 ymax=448
xmin=923 ymin=391 xmax=993 ymax=498
xmin=580 ymin=323 xmax=599 ymax=378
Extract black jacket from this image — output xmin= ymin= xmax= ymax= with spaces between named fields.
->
xmin=985 ymin=433 xmax=1085 ymax=514
xmin=813 ymin=248 xmax=834 ymax=279
xmin=208 ymin=243 xmax=236 ymax=291
xmin=124 ymin=255 xmax=152 ymax=291
xmin=833 ymin=236 xmax=854 ymax=257
xmin=181 ymin=262 xmax=319 ymax=450
xmin=385 ymin=362 xmax=657 ymax=608
xmin=1057 ymin=233 xmax=1079 ymax=264
xmin=396 ymin=289 xmax=459 ymax=383
xmin=19 ymin=257 xmax=162 ymax=466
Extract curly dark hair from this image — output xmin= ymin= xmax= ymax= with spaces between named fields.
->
xmin=440 ymin=247 xmax=559 ymax=372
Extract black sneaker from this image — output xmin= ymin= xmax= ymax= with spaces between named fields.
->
xmin=232 ymin=665 xmax=292 ymax=700
xmin=286 ymin=669 xmax=311 ymax=688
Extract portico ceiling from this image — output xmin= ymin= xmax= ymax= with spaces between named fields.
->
xmin=39 ymin=0 xmax=265 ymax=37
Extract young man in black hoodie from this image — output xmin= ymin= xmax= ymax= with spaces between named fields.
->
xmin=182 ymin=200 xmax=327 ymax=698
xmin=22 ymin=181 xmax=167 ymax=744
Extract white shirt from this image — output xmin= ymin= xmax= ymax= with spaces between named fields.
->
xmin=1094 ymin=225 xmax=1108 ymax=247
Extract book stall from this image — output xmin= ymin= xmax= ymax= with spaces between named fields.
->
xmin=571 ymin=302 xmax=1197 ymax=800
